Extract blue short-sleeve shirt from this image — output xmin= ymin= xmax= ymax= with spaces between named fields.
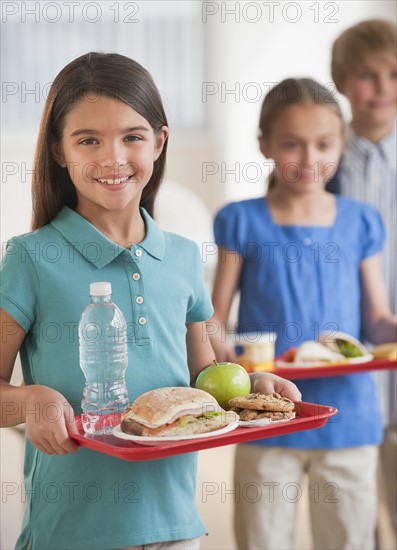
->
xmin=1 ymin=207 xmax=213 ymax=550
xmin=214 ymin=196 xmax=384 ymax=449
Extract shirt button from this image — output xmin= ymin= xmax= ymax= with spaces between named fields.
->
xmin=303 ymin=237 xmax=312 ymax=246
xmin=135 ymin=249 xmax=142 ymax=257
xmin=138 ymin=317 xmax=147 ymax=325
xmin=132 ymin=273 xmax=140 ymax=281
xmin=136 ymin=296 xmax=144 ymax=304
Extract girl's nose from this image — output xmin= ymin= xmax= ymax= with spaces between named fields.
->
xmin=101 ymin=142 xmax=128 ymax=168
xmin=302 ymin=146 xmax=316 ymax=168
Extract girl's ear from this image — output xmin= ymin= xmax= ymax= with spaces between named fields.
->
xmin=154 ymin=126 xmax=169 ymax=160
xmin=51 ymin=140 xmax=66 ymax=167
xmin=258 ymin=136 xmax=269 ymax=158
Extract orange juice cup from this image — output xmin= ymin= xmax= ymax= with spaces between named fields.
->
xmin=235 ymin=332 xmax=277 ymax=372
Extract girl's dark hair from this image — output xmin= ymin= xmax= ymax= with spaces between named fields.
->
xmin=32 ymin=52 xmax=168 ymax=229
xmin=259 ymin=78 xmax=344 ymax=191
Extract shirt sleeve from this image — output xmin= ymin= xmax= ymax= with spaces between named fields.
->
xmin=186 ymin=243 xmax=213 ymax=324
xmin=214 ymin=202 xmax=246 ymax=254
xmin=361 ymin=204 xmax=386 ymax=260
xmin=0 ymin=237 xmax=40 ymax=331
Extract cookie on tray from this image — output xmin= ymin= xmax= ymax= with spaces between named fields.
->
xmin=229 ymin=392 xmax=295 ymax=412
xmin=238 ymin=409 xmax=295 ymax=421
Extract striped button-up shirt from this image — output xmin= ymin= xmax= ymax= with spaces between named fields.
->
xmin=338 ymin=121 xmax=397 ymax=427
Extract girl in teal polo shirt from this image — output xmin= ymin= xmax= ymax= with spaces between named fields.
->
xmin=210 ymin=78 xmax=397 ymax=549
xmin=0 ymin=53 xmax=300 ymax=550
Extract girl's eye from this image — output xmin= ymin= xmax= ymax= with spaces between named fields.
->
xmin=390 ymin=71 xmax=397 ymax=80
xmin=124 ymin=135 xmax=142 ymax=142
xmin=283 ymin=142 xmax=298 ymax=149
xmin=358 ymin=72 xmax=375 ymax=80
xmin=319 ymin=142 xmax=331 ymax=150
xmin=79 ymin=138 xmax=98 ymax=145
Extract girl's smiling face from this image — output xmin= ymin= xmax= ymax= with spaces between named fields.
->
xmin=51 ymin=94 xmax=168 ymax=217
xmin=260 ymin=103 xmax=343 ymax=193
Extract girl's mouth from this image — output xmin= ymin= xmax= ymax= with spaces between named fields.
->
xmin=95 ymin=175 xmax=135 ymax=186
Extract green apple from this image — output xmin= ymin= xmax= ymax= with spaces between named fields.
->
xmin=195 ymin=361 xmax=251 ymax=409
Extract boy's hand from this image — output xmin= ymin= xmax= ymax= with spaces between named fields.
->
xmin=251 ymin=372 xmax=302 ymax=402
xmin=24 ymin=385 xmax=80 ymax=455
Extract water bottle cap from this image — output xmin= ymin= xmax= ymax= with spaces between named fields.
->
xmin=89 ymin=282 xmax=112 ymax=296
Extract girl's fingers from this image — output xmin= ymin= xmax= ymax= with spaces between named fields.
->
xmin=50 ymin=417 xmax=79 ymax=454
xmin=61 ymin=404 xmax=80 ymax=452
xmin=43 ymin=438 xmax=67 ymax=455
xmin=274 ymin=378 xmax=302 ymax=401
xmin=63 ymin=403 xmax=79 ymax=435
xmin=27 ymin=415 xmax=79 ymax=455
xmin=253 ymin=373 xmax=302 ymax=401
xmin=32 ymin=441 xmax=54 ymax=455
xmin=54 ymin=430 xmax=80 ymax=454
xmin=33 ymin=431 xmax=78 ymax=455
xmin=30 ymin=437 xmax=61 ymax=455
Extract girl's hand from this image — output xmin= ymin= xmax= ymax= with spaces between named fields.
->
xmin=24 ymin=385 xmax=80 ymax=455
xmin=251 ymin=372 xmax=302 ymax=402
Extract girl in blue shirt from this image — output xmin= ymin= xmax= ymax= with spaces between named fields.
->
xmin=0 ymin=54 xmax=300 ymax=550
xmin=210 ymin=78 xmax=397 ymax=550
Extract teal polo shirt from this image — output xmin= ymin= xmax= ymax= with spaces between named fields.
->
xmin=1 ymin=206 xmax=213 ymax=550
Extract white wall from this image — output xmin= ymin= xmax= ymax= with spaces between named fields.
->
xmin=202 ymin=0 xmax=396 ymax=206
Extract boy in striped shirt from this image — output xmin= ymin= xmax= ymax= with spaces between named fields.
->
xmin=330 ymin=18 xmax=397 ymax=536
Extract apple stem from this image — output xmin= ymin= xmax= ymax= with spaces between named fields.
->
xmin=213 ymin=360 xmax=218 ymax=366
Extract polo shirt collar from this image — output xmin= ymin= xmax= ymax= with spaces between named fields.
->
xmin=345 ymin=120 xmax=397 ymax=169
xmin=380 ymin=119 xmax=397 ymax=171
xmin=139 ymin=207 xmax=165 ymax=260
xmin=51 ymin=206 xmax=165 ymax=268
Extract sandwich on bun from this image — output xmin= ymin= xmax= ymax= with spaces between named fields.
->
xmin=120 ymin=387 xmax=239 ymax=437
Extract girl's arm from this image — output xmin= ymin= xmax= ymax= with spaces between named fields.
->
xmin=0 ymin=308 xmax=79 ymax=454
xmin=186 ymin=322 xmax=215 ymax=386
xmin=360 ymin=255 xmax=397 ymax=344
xmin=208 ymin=247 xmax=244 ymax=362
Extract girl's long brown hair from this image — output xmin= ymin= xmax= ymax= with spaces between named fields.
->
xmin=259 ymin=78 xmax=344 ymax=191
xmin=32 ymin=52 xmax=168 ymax=229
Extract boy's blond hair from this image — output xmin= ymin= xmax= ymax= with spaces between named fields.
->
xmin=331 ymin=19 xmax=397 ymax=87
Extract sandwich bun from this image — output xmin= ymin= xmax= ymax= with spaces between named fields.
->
xmin=121 ymin=386 xmax=239 ymax=437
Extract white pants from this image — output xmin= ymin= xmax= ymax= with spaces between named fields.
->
xmin=119 ymin=537 xmax=200 ymax=550
xmin=234 ymin=444 xmax=378 ymax=550
xmin=379 ymin=427 xmax=397 ymax=530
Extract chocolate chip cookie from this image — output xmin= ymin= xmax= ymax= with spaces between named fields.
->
xmin=229 ymin=392 xmax=295 ymax=413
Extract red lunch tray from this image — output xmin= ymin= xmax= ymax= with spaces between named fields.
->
xmin=274 ymin=358 xmax=396 ymax=380
xmin=69 ymin=401 xmax=337 ymax=461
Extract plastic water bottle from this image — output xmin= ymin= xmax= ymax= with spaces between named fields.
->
xmin=79 ymin=282 xmax=129 ymax=434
